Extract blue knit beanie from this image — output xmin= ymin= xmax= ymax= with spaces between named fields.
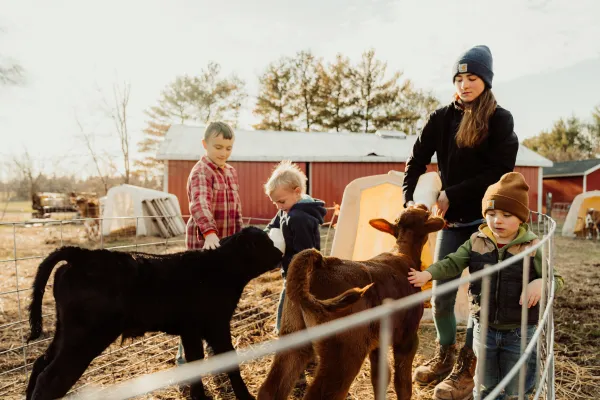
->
xmin=452 ymin=45 xmax=494 ymax=89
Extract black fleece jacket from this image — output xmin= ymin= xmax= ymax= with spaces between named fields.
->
xmin=402 ymin=102 xmax=519 ymax=223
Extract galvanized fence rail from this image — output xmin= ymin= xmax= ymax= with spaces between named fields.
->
xmin=67 ymin=212 xmax=556 ymax=400
xmin=1 ymin=209 xmax=555 ymax=400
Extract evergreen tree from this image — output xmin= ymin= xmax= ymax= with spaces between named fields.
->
xmin=318 ymin=54 xmax=357 ymax=132
xmin=253 ymin=57 xmax=297 ymax=131
xmin=290 ymin=50 xmax=325 ymax=132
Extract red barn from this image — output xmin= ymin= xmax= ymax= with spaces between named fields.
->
xmin=543 ymin=159 xmax=600 ymax=204
xmin=158 ymin=125 xmax=552 ymax=220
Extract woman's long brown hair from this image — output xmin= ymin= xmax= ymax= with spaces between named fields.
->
xmin=455 ymin=89 xmax=497 ymax=148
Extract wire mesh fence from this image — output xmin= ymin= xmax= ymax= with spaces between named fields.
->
xmin=1 ymin=208 xmax=556 ymax=400
xmin=0 ymin=210 xmax=338 ymax=399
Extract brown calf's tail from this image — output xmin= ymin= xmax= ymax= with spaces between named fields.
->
xmin=286 ymin=249 xmax=374 ymax=315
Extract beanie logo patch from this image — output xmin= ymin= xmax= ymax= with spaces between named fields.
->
xmin=485 ymin=200 xmax=495 ymax=210
xmin=458 ymin=63 xmax=468 ymax=73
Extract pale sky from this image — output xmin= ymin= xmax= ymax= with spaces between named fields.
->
xmin=1 ymin=0 xmax=599 ymax=178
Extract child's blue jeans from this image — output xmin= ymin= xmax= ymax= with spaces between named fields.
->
xmin=472 ymin=322 xmax=537 ymax=399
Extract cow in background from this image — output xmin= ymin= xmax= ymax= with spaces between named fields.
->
xmin=584 ymin=208 xmax=600 ymax=240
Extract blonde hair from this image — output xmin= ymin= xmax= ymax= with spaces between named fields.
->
xmin=204 ymin=121 xmax=234 ymax=141
xmin=455 ymin=89 xmax=497 ymax=148
xmin=264 ymin=160 xmax=307 ymax=195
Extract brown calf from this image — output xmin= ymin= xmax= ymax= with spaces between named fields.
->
xmin=75 ymin=196 xmax=101 ymax=240
xmin=584 ymin=208 xmax=600 ymax=240
xmin=258 ymin=205 xmax=445 ymax=400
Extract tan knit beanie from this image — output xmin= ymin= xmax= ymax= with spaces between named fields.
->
xmin=482 ymin=172 xmax=530 ymax=222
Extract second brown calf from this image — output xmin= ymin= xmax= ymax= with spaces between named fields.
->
xmin=258 ymin=205 xmax=445 ymax=400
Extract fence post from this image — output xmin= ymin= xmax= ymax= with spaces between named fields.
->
xmin=13 ymin=223 xmax=29 ymax=380
xmin=475 ymin=274 xmax=491 ymax=400
xmin=518 ymin=255 xmax=531 ymax=400
xmin=377 ymin=299 xmax=392 ymax=400
xmin=546 ymin=233 xmax=555 ymax=400
xmin=537 ymin=216 xmax=548 ymax=388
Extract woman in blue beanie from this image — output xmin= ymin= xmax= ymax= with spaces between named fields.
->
xmin=402 ymin=45 xmax=519 ymax=400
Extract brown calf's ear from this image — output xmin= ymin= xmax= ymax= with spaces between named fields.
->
xmin=369 ymin=218 xmax=397 ymax=236
xmin=423 ymin=216 xmax=446 ymax=234
xmin=414 ymin=203 xmax=429 ymax=211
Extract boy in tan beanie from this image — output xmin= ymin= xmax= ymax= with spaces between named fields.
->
xmin=409 ymin=172 xmax=563 ymax=399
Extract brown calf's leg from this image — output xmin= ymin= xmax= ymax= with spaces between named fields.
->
xmin=258 ymin=344 xmax=314 ymax=400
xmin=393 ymin=334 xmax=419 ymax=400
xmin=369 ymin=348 xmax=391 ymax=400
xmin=258 ymin=292 xmax=312 ymax=400
xmin=302 ymin=341 xmax=367 ymax=400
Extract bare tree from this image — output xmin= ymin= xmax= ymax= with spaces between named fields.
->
xmin=11 ymin=149 xmax=43 ymax=199
xmin=75 ymin=113 xmax=109 ymax=195
xmin=0 ymin=60 xmax=23 ymax=86
xmin=0 ymin=28 xmax=24 ymax=86
xmin=102 ymin=81 xmax=132 ymax=184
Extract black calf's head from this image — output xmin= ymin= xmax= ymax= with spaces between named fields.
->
xmin=222 ymin=226 xmax=283 ymax=278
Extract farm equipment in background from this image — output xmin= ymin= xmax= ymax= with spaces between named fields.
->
xmin=31 ymin=192 xmax=101 ymax=240
xmin=31 ymin=192 xmax=99 ymax=219
xmin=31 ymin=192 xmax=79 ymax=218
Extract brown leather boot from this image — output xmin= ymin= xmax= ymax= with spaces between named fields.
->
xmin=434 ymin=345 xmax=477 ymax=400
xmin=413 ymin=343 xmax=457 ymax=385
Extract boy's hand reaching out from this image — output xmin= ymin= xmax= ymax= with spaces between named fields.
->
xmin=203 ymin=233 xmax=221 ymax=250
xmin=520 ymin=278 xmax=543 ymax=308
xmin=408 ymin=268 xmax=432 ymax=287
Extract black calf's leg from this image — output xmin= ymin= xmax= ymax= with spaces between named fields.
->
xmin=205 ymin=323 xmax=254 ymax=400
xmin=26 ymin=320 xmax=63 ymax=400
xmin=180 ymin=333 xmax=211 ymax=400
xmin=30 ymin=327 xmax=119 ymax=400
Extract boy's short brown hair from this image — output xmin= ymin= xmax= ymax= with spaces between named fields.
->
xmin=204 ymin=122 xmax=234 ymax=141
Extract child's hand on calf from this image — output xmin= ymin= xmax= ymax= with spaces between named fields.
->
xmin=519 ymin=278 xmax=542 ymax=308
xmin=408 ymin=268 xmax=432 ymax=287
xmin=203 ymin=233 xmax=221 ymax=250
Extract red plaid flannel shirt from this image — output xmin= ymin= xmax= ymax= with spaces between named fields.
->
xmin=186 ymin=156 xmax=243 ymax=250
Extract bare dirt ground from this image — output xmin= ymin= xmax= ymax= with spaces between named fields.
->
xmin=0 ymin=206 xmax=598 ymax=399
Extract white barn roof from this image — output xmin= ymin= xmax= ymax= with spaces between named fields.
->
xmin=157 ymin=124 xmax=553 ymax=167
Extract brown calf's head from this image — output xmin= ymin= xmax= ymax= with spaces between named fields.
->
xmin=368 ymin=204 xmax=446 ymax=247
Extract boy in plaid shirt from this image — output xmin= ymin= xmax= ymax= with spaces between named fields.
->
xmin=185 ymin=121 xmax=243 ymax=250
xmin=176 ymin=121 xmax=243 ymax=365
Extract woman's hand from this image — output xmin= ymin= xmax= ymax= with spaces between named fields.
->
xmin=436 ymin=191 xmax=449 ymax=215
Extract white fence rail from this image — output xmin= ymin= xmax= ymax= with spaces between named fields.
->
xmin=0 ymin=210 xmax=554 ymax=399
xmin=60 ymin=212 xmax=556 ymax=400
